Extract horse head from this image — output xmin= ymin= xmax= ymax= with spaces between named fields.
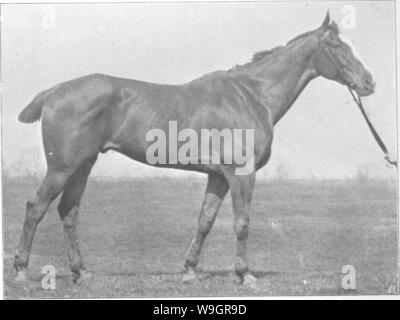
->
xmin=313 ymin=12 xmax=375 ymax=97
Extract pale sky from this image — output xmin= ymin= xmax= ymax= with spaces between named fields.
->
xmin=1 ymin=1 xmax=397 ymax=179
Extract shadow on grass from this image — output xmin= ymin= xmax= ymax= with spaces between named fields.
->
xmin=105 ymin=269 xmax=279 ymax=279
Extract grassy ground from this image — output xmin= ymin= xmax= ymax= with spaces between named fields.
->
xmin=2 ymin=176 xmax=398 ymax=298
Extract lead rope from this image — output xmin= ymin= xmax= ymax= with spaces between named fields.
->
xmin=347 ymin=87 xmax=397 ymax=168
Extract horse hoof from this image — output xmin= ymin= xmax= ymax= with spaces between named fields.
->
xmin=14 ymin=269 xmax=28 ymax=283
xmin=182 ymin=268 xmax=196 ymax=283
xmin=243 ymin=273 xmax=258 ymax=288
xmin=72 ymin=269 xmax=93 ymax=285
xmin=234 ymin=272 xmax=258 ymax=288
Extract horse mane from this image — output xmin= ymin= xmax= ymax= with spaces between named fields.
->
xmin=227 ymin=46 xmax=284 ymax=72
xmin=250 ymin=46 xmax=285 ymax=63
xmin=192 ymin=27 xmax=321 ymax=78
xmin=231 ymin=28 xmax=320 ymax=71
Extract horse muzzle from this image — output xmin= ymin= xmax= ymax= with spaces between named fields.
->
xmin=349 ymin=80 xmax=375 ymax=97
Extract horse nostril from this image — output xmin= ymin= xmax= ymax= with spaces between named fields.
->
xmin=363 ymin=80 xmax=375 ymax=92
xmin=363 ymin=76 xmax=375 ymax=92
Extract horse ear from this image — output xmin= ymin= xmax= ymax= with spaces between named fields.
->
xmin=321 ymin=10 xmax=330 ymax=30
xmin=330 ymin=20 xmax=339 ymax=34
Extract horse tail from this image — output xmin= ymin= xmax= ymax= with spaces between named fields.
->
xmin=18 ymin=88 xmax=54 ymax=123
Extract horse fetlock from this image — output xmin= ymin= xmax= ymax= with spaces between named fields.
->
xmin=234 ymin=258 xmax=249 ymax=277
xmin=71 ymin=270 xmax=80 ymax=284
xmin=70 ymin=258 xmax=84 ymax=273
xmin=184 ymin=253 xmax=200 ymax=271
xmin=70 ymin=264 xmax=90 ymax=284
xmin=14 ymin=252 xmax=28 ymax=271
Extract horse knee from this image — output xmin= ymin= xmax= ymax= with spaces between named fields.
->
xmin=234 ymin=218 xmax=249 ymax=240
xmin=25 ymin=200 xmax=44 ymax=223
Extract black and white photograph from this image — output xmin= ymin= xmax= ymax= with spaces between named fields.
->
xmin=0 ymin=0 xmax=398 ymax=300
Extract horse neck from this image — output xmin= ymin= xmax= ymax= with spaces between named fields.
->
xmin=238 ymin=36 xmax=320 ymax=124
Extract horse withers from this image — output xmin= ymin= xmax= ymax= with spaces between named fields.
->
xmin=14 ymin=12 xmax=374 ymax=285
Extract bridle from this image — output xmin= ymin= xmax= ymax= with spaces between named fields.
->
xmin=321 ymin=41 xmax=397 ymax=168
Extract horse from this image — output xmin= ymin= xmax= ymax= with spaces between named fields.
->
xmin=14 ymin=12 xmax=375 ymax=285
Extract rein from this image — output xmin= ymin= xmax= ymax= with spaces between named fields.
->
xmin=347 ymin=87 xmax=397 ymax=168
xmin=322 ymin=44 xmax=397 ymax=168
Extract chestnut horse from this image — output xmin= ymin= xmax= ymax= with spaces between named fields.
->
xmin=15 ymin=13 xmax=374 ymax=284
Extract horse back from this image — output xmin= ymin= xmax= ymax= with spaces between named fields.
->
xmin=39 ymin=73 xmax=273 ymax=171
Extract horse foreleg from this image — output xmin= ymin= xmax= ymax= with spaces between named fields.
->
xmin=183 ymin=172 xmax=229 ymax=282
xmin=14 ymin=169 xmax=73 ymax=282
xmin=225 ymin=171 xmax=256 ymax=286
xmin=57 ymin=157 xmax=96 ymax=283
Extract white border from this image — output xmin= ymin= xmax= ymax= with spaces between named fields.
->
xmin=0 ymin=0 xmax=399 ymax=301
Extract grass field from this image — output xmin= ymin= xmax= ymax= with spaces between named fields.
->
xmin=2 ymin=176 xmax=398 ymax=298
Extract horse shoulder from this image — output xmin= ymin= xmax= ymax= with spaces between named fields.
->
xmin=227 ymin=77 xmax=275 ymax=169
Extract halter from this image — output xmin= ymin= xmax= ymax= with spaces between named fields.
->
xmin=321 ymin=42 xmax=397 ymax=168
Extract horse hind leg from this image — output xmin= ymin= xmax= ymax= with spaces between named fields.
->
xmin=183 ymin=172 xmax=229 ymax=282
xmin=14 ymin=168 xmax=75 ymax=281
xmin=57 ymin=156 xmax=97 ymax=283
